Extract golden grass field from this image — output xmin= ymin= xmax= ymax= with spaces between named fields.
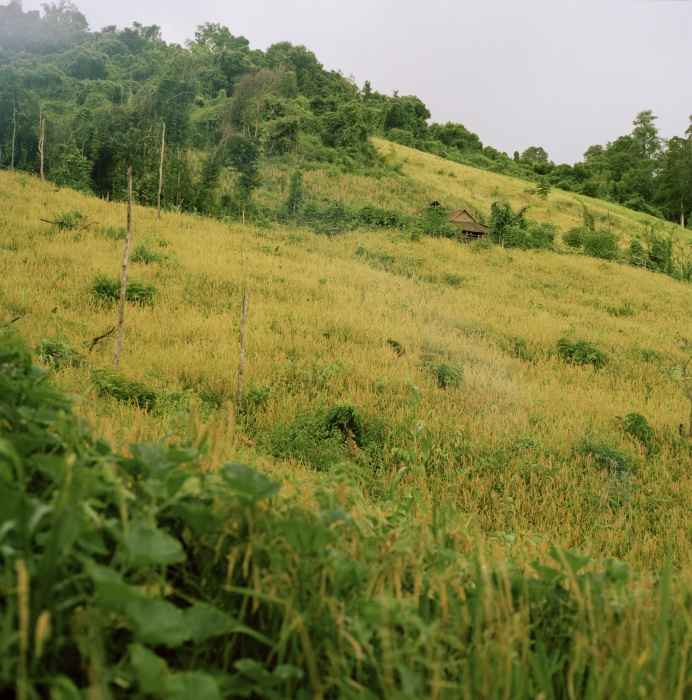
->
xmin=1 ymin=154 xmax=690 ymax=576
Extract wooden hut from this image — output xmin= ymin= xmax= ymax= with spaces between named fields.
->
xmin=448 ymin=209 xmax=489 ymax=240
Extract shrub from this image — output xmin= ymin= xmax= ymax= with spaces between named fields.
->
xmin=37 ymin=338 xmax=83 ymax=369
xmin=387 ymin=338 xmax=405 ymax=356
xmin=563 ymin=226 xmax=586 ymax=249
xmin=358 ymin=205 xmax=410 ymax=230
xmin=577 ymin=440 xmax=633 ymax=476
xmin=132 ymin=244 xmax=164 ymax=264
xmin=605 ymin=302 xmax=635 ymax=318
xmin=424 ymin=360 xmax=463 ymax=389
xmin=583 ymin=230 xmax=619 ymax=260
xmin=557 ymin=338 xmax=608 ymax=369
xmin=50 ymin=209 xmax=85 ymax=231
xmin=92 ymin=369 xmax=157 ymax=410
xmin=622 ymin=412 xmax=657 ymax=455
xmin=628 ymin=238 xmax=648 ymax=267
xmin=269 ymin=404 xmax=384 ymax=471
xmin=99 ymin=226 xmax=127 ymax=241
xmin=91 ymin=275 xmax=156 ymax=306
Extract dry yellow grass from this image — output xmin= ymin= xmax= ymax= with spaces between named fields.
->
xmin=1 ymin=168 xmax=690 ymax=573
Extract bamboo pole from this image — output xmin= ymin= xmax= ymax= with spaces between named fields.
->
xmin=114 ymin=167 xmax=134 ymax=368
xmin=38 ymin=110 xmax=45 ymax=181
xmin=157 ymin=121 xmax=166 ymax=220
xmin=235 ymin=288 xmax=250 ymax=418
xmin=10 ymin=98 xmax=17 ymax=171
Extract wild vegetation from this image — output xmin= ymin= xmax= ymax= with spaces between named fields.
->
xmin=1 ymin=2 xmax=691 ymax=228
xmin=1 ymin=167 xmax=692 ymax=697
xmin=1 ymin=2 xmax=692 ymax=697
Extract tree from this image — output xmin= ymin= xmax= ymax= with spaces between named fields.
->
xmin=226 ymin=134 xmax=260 ymax=220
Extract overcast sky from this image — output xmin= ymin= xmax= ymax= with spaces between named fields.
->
xmin=20 ymin=0 xmax=692 ymax=163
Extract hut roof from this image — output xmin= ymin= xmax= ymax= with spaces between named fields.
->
xmin=449 ymin=209 xmax=488 ymax=234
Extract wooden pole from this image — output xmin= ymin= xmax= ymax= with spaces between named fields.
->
xmin=114 ymin=167 xmax=134 ymax=368
xmin=38 ymin=110 xmax=45 ymax=181
xmin=235 ymin=288 xmax=250 ymax=417
xmin=157 ymin=121 xmax=166 ymax=220
xmin=10 ymin=98 xmax=16 ymax=171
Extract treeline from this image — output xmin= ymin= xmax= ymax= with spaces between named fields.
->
xmin=0 ymin=2 xmax=691 ymax=228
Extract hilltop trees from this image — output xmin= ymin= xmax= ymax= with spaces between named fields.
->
xmin=0 ymin=2 xmax=689 ymax=228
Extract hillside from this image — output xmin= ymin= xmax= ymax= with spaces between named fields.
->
xmin=257 ymin=138 xmax=692 ymax=248
xmin=1 ymin=165 xmax=690 ymax=566
xmin=2 ymin=164 xmax=692 ymax=697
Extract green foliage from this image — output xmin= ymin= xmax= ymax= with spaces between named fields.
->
xmin=37 ymin=338 xmax=83 ymax=369
xmin=50 ymin=209 xmax=85 ymax=231
xmin=557 ymin=338 xmax=608 ymax=369
xmin=423 ymin=360 xmax=464 ymax=389
xmin=132 ymin=244 xmax=164 ymax=264
xmin=92 ymin=369 xmax=157 ymax=410
xmin=563 ymin=226 xmax=586 ymax=249
xmin=577 ymin=440 xmax=634 ymax=477
xmin=583 ymin=229 xmax=619 ymax=260
xmin=269 ymin=404 xmax=384 ymax=471
xmin=99 ymin=226 xmax=128 ymax=241
xmin=420 ymin=203 xmax=455 ymax=237
xmin=284 ymin=170 xmax=304 ymax=216
xmin=0 ymin=335 xmax=690 ymax=699
xmin=90 ymin=275 xmax=156 ymax=306
xmin=622 ymin=412 xmax=657 ymax=455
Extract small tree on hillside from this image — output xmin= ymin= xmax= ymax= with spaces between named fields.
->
xmin=227 ymin=134 xmax=260 ymax=222
xmin=285 ymin=170 xmax=304 ymax=216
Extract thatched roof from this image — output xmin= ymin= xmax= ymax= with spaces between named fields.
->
xmin=449 ymin=209 xmax=488 ymax=234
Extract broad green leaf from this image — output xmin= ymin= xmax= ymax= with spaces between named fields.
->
xmin=164 ymin=672 xmax=221 ymax=700
xmin=130 ymin=643 xmax=169 ymax=695
xmin=221 ymin=463 xmax=280 ymax=505
xmin=125 ymin=598 xmax=189 ymax=647
xmin=50 ymin=676 xmax=82 ymax=700
xmin=122 ymin=522 xmax=185 ymax=567
xmin=184 ymin=603 xmax=234 ymax=643
xmin=88 ymin=562 xmax=143 ymax=613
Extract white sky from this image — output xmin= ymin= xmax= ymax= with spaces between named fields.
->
xmin=18 ymin=0 xmax=692 ymax=163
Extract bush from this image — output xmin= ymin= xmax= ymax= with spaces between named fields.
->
xmin=583 ymin=230 xmax=619 ymax=260
xmin=37 ymin=338 xmax=83 ymax=369
xmin=49 ymin=210 xmax=85 ymax=231
xmin=99 ymin=226 xmax=127 ymax=241
xmin=578 ymin=440 xmax=633 ymax=476
xmin=132 ymin=244 xmax=164 ymax=264
xmin=424 ymin=360 xmax=463 ymax=389
xmin=269 ymin=404 xmax=384 ymax=471
xmin=622 ymin=412 xmax=657 ymax=455
xmin=557 ymin=338 xmax=608 ymax=369
xmin=91 ymin=275 xmax=156 ymax=306
xmin=92 ymin=369 xmax=157 ymax=410
xmin=358 ymin=205 xmax=411 ymax=230
xmin=563 ymin=226 xmax=586 ymax=249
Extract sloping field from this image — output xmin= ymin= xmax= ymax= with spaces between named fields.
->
xmin=1 ymin=169 xmax=690 ymax=571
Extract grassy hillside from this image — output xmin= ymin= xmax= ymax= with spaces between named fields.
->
xmin=258 ymin=138 xmax=692 ymax=246
xmin=1 ymin=166 xmax=690 ymax=567
xmin=2 ymin=164 xmax=692 ymax=697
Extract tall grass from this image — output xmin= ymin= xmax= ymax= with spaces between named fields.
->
xmin=1 ymin=334 xmax=690 ymax=699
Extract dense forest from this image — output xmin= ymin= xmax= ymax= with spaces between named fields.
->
xmin=0 ymin=0 xmax=691 ymax=227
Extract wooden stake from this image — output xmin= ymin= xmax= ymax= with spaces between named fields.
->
xmin=38 ymin=110 xmax=46 ymax=181
xmin=157 ymin=121 xmax=166 ymax=220
xmin=235 ymin=288 xmax=250 ymax=417
xmin=114 ymin=167 xmax=134 ymax=368
xmin=10 ymin=98 xmax=17 ymax=171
